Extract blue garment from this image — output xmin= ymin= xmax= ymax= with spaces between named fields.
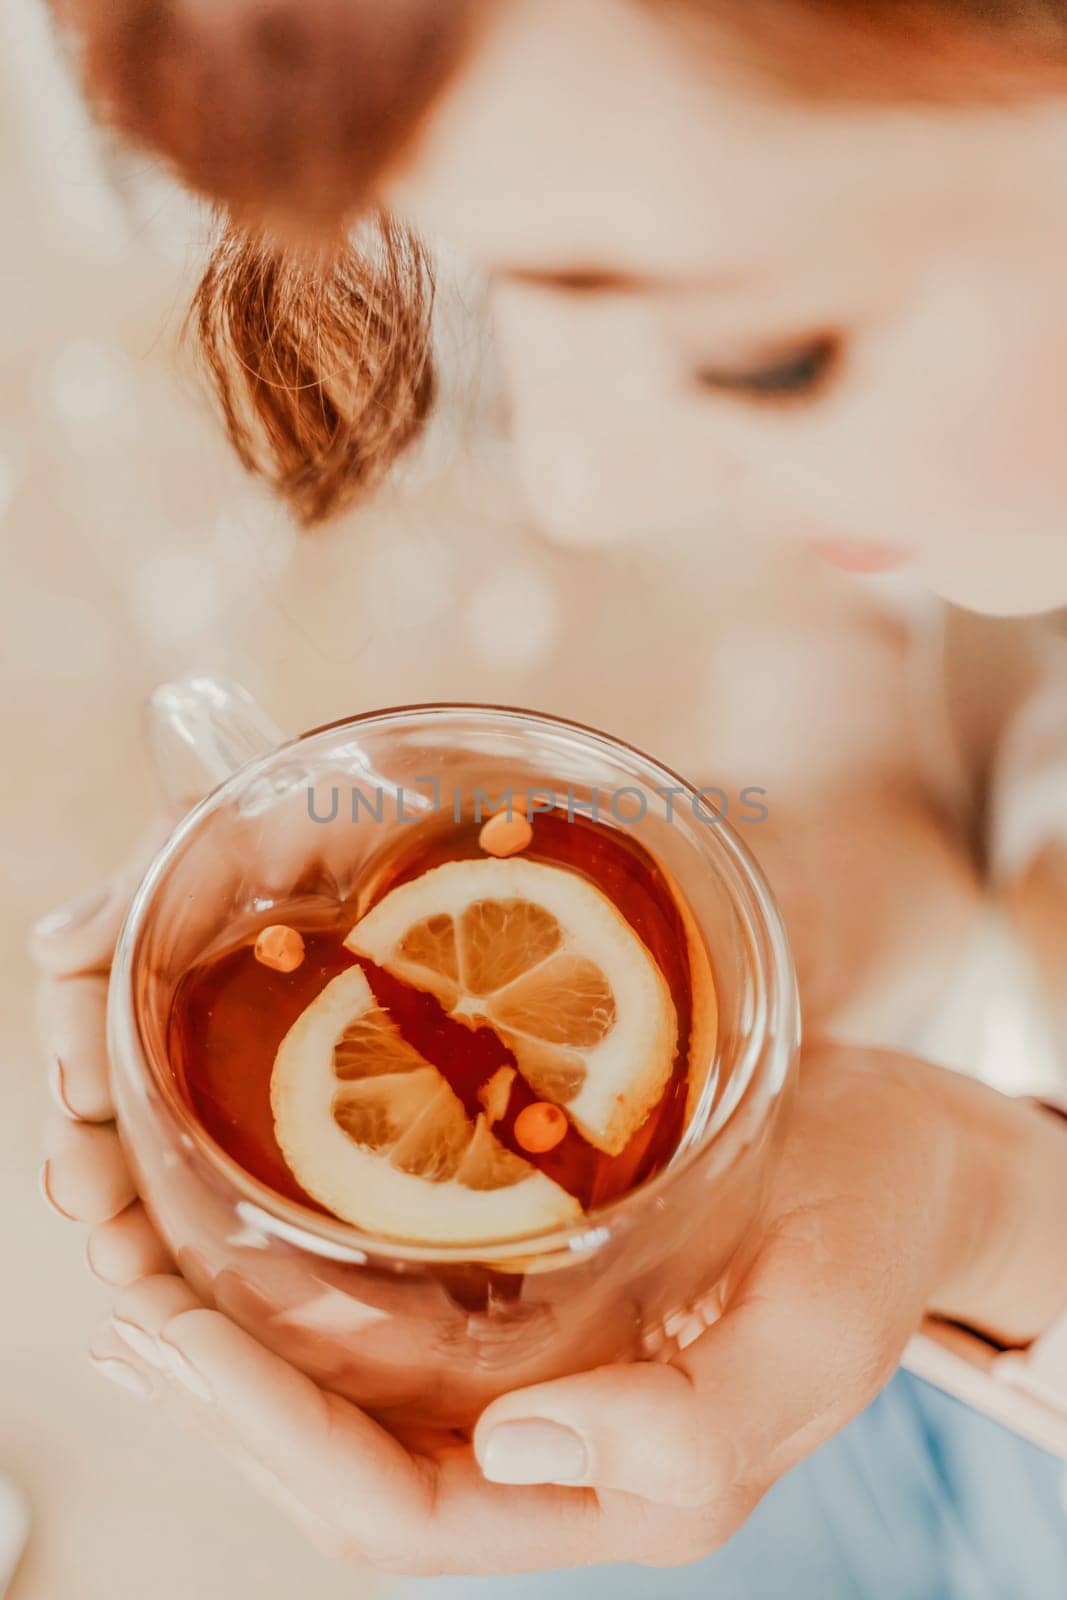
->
xmin=407 ymin=1372 xmax=1067 ymax=1599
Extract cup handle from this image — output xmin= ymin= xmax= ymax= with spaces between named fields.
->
xmin=146 ymin=673 xmax=288 ymax=810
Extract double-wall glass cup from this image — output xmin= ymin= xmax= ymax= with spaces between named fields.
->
xmin=109 ymin=675 xmax=800 ymax=1429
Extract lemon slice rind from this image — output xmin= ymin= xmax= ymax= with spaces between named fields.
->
xmin=346 ymin=857 xmax=677 ymax=1155
xmin=271 ymin=965 xmax=580 ymax=1245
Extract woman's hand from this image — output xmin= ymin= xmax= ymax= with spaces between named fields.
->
xmin=34 ymin=838 xmax=175 ymax=1285
xmin=33 ymin=862 xmax=1067 ymax=1580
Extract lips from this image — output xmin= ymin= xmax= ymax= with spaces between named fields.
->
xmin=808 ymin=539 xmax=910 ymax=575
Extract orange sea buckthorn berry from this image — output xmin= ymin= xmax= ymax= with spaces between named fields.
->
xmin=254 ymin=924 xmax=306 ymax=973
xmin=514 ymin=1101 xmax=568 ymax=1154
xmin=478 ymin=807 xmax=533 ymax=858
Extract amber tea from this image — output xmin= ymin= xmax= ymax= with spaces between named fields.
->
xmin=112 ymin=690 xmax=796 ymax=1427
xmin=169 ymin=807 xmax=715 ymax=1241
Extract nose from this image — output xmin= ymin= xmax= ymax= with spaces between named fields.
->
xmin=490 ymin=281 xmax=659 ymax=547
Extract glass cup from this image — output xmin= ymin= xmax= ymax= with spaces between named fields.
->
xmin=109 ymin=675 xmax=799 ymax=1430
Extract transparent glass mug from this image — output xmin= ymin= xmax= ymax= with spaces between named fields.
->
xmin=109 ymin=675 xmax=800 ymax=1430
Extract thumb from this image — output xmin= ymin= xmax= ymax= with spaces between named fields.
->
xmin=475 ymin=1361 xmax=715 ymax=1505
xmin=475 ymin=1231 xmax=908 ymax=1507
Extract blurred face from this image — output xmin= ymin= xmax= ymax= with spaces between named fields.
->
xmin=387 ymin=0 xmax=1067 ymax=614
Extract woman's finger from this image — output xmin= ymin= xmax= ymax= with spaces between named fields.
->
xmin=88 ymin=1321 xmax=164 ymax=1404
xmin=86 ymin=1202 xmax=174 ymax=1286
xmin=104 ymin=1278 xmax=615 ymax=1575
xmin=29 ymin=883 xmax=126 ymax=978
xmin=475 ymin=1361 xmax=707 ymax=1503
xmin=88 ymin=1301 xmax=359 ymax=1561
xmin=40 ymin=1122 xmax=136 ymax=1224
xmin=476 ymin=1198 xmax=908 ymax=1522
xmin=90 ymin=1277 xmax=203 ymax=1405
xmin=108 ymin=1276 xmax=430 ymax=1561
xmin=28 ymin=818 xmax=175 ymax=977
xmin=36 ymin=974 xmax=112 ymax=1122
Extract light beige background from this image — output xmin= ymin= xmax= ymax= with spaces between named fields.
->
xmin=3 ymin=5 xmax=1060 ymax=1597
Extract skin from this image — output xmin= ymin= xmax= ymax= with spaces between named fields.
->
xmin=387 ymin=0 xmax=1067 ymax=612
xmin=33 ymin=0 xmax=1067 ymax=1574
xmin=33 ymin=832 xmax=1067 ymax=1575
xmin=1011 ymin=844 xmax=1067 ymax=1060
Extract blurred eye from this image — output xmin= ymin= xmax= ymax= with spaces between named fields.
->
xmin=695 ymin=335 xmax=839 ymax=401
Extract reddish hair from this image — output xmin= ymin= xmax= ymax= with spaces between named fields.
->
xmin=56 ymin=0 xmax=1067 ymax=523
xmin=57 ymin=0 xmax=477 ymax=523
xmin=664 ymin=2 xmax=1067 ymax=101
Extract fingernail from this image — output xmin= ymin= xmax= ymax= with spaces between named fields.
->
xmin=32 ymin=887 xmax=110 ymax=944
xmin=89 ymin=1355 xmax=153 ymax=1399
xmin=49 ymin=1057 xmax=78 ymax=1121
xmin=159 ymin=1337 xmax=214 ymax=1404
xmin=112 ymin=1317 xmax=168 ymax=1371
xmin=480 ymin=1420 xmax=588 ymax=1486
xmin=38 ymin=1161 xmax=75 ymax=1221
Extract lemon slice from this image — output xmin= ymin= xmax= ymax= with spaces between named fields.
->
xmin=271 ymin=965 xmax=579 ymax=1244
xmin=346 ymin=858 xmax=677 ymax=1155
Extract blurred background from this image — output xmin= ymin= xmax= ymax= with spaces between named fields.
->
xmin=1 ymin=2 xmax=1064 ymax=1596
